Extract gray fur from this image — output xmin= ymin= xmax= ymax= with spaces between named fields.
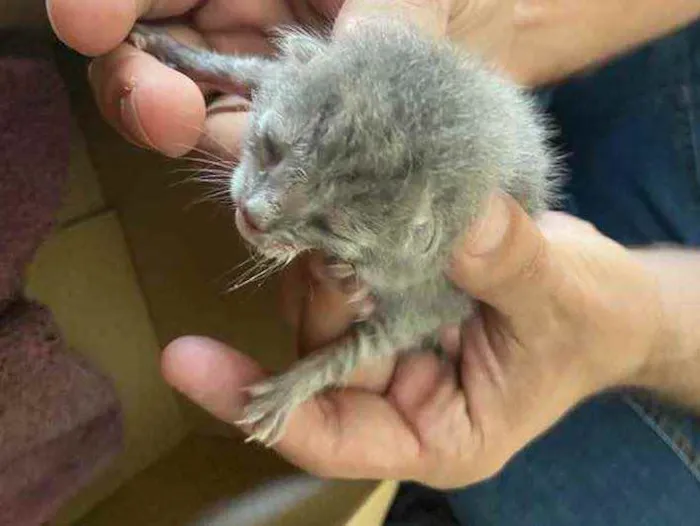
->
xmin=128 ymin=21 xmax=560 ymax=445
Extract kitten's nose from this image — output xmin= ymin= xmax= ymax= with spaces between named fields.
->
xmin=239 ymin=205 xmax=265 ymax=233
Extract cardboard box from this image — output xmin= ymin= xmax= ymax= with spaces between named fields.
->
xmin=8 ymin=16 xmax=398 ymax=526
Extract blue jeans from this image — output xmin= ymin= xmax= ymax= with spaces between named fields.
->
xmin=387 ymin=19 xmax=700 ymax=526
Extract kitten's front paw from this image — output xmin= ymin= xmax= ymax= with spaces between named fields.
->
xmin=236 ymin=377 xmax=304 ymax=447
xmin=126 ymin=23 xmax=160 ymax=51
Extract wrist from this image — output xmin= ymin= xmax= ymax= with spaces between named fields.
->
xmin=627 ymin=290 xmax=684 ymax=394
xmin=625 ymin=247 xmax=700 ymax=411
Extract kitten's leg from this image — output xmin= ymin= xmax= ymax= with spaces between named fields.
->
xmin=127 ymin=24 xmax=277 ymax=93
xmin=238 ymin=318 xmax=427 ymax=446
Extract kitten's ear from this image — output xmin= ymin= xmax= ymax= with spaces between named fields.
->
xmin=270 ymin=26 xmax=328 ymax=64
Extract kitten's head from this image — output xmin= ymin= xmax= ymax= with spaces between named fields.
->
xmin=229 ymin=41 xmax=447 ymax=266
xmin=226 ymin=21 xmax=527 ymax=272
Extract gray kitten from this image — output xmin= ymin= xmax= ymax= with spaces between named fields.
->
xmin=127 ymin=21 xmax=559 ymax=446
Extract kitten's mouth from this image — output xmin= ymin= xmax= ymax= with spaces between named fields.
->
xmin=235 ymin=208 xmax=263 ymax=237
xmin=234 ymin=208 xmax=296 ymax=257
xmin=235 ymin=208 xmax=268 ymax=245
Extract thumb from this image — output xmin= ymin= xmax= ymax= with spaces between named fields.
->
xmin=449 ymin=191 xmax=563 ymax=320
xmin=333 ymin=0 xmax=452 ymax=39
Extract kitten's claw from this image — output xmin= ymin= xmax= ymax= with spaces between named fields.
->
xmin=127 ymin=31 xmax=148 ymax=51
xmin=237 ymin=377 xmax=304 ymax=447
xmin=241 ymin=381 xmax=277 ymax=397
xmin=237 ymin=320 xmax=380 ymax=447
xmin=126 ymin=24 xmax=186 ymax=71
xmin=126 ymin=23 xmax=162 ymax=52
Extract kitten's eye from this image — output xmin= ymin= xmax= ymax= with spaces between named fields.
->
xmin=261 ymin=133 xmax=283 ymax=168
xmin=309 ymin=215 xmax=333 ymax=233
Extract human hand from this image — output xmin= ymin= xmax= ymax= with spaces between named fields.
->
xmin=45 ymin=0 xmax=566 ymax=161
xmin=48 ymin=0 xmax=700 ymax=159
xmin=46 ymin=0 xmax=343 ymax=158
xmin=160 ymin=192 xmax=668 ymax=488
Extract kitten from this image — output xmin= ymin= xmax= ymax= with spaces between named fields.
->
xmin=128 ymin=20 xmax=559 ymax=445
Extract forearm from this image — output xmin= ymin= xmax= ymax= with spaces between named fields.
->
xmin=512 ymin=0 xmax=700 ymax=85
xmin=631 ymin=246 xmax=700 ymax=412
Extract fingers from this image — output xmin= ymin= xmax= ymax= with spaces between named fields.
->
xmin=162 ymin=336 xmax=420 ymax=480
xmin=194 ymin=0 xmax=295 ymax=32
xmin=297 ymin=253 xmax=360 ymax=354
xmin=537 ymin=211 xmax=601 ymax=241
xmin=88 ymin=43 xmax=207 ymax=157
xmin=279 ymin=255 xmax=310 ymax=332
xmin=89 ymin=23 xmax=261 ymax=158
xmin=201 ymin=97 xmax=252 ymax=159
xmin=279 ymin=389 xmax=421 ymax=480
xmin=334 ymin=0 xmax=453 ymax=38
xmin=449 ymin=191 xmax=565 ymax=321
xmin=50 ymin=0 xmax=267 ymax=158
xmin=162 ymin=336 xmax=265 ymax=425
xmin=279 ymin=253 xmax=394 ymax=391
xmin=307 ymin=0 xmax=345 ymax=20
xmin=47 ymin=0 xmax=199 ymax=56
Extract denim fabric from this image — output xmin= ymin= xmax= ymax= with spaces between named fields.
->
xmin=446 ymin=396 xmax=700 ymax=526
xmin=551 ymin=21 xmax=700 ymax=246
xmin=442 ymin=19 xmax=700 ymax=526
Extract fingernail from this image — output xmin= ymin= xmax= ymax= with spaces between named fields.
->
xmin=311 ymin=255 xmax=356 ymax=286
xmin=119 ymin=86 xmax=156 ymax=151
xmin=465 ymin=192 xmax=511 ymax=256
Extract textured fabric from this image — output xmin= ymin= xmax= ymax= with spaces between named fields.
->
xmin=0 ymin=30 xmax=71 ymax=305
xmin=0 ymin=302 xmax=123 ymax=526
xmin=0 ymin=30 xmax=123 ymax=525
xmin=447 ymin=396 xmax=700 ymax=526
xmin=552 ymin=20 xmax=700 ymax=245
